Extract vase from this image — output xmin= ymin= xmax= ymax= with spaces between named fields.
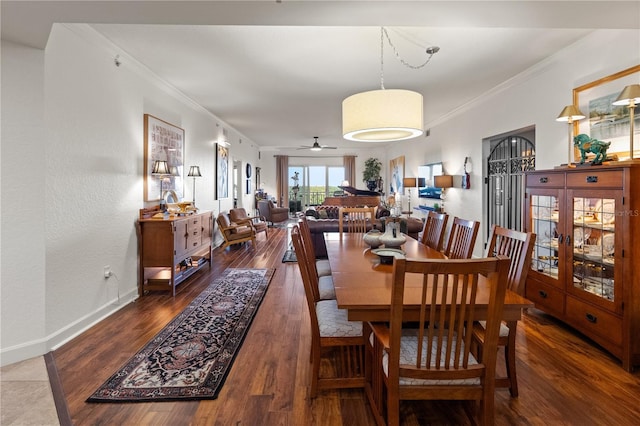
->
xmin=366 ymin=179 xmax=378 ymax=191
xmin=379 ymin=220 xmax=406 ymax=248
xmin=363 ymin=228 xmax=383 ymax=248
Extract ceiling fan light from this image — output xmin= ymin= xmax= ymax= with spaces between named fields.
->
xmin=310 ymin=145 xmax=322 ymax=151
xmin=342 ymin=89 xmax=424 ymax=142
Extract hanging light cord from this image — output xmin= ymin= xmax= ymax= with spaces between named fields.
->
xmin=380 ymin=27 xmax=439 ymax=87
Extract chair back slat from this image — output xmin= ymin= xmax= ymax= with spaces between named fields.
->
xmin=388 ymin=256 xmax=509 ymax=383
xmin=420 ymin=211 xmax=449 ymax=251
xmin=291 ymin=225 xmax=322 ymax=310
xmin=444 ymin=217 xmax=480 ymax=259
xmin=484 ymin=225 xmax=536 ymax=295
xmin=298 ymin=216 xmax=321 ymax=279
xmin=338 ymin=207 xmax=375 ymax=236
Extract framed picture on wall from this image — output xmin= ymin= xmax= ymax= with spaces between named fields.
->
xmin=573 ymin=64 xmax=640 ymax=161
xmin=216 ymin=143 xmax=229 ymax=199
xmin=389 ymin=156 xmax=405 ymax=194
xmin=143 ymin=114 xmax=184 ymax=202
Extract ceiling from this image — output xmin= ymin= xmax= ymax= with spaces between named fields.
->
xmin=2 ymin=1 xmax=639 ymax=152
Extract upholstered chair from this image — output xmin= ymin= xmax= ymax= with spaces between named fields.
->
xmin=229 ymin=207 xmax=268 ymax=238
xmin=257 ymin=199 xmax=289 ymax=225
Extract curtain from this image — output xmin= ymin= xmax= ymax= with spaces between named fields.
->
xmin=343 ymin=155 xmax=356 ymax=187
xmin=275 ymin=155 xmax=289 ymax=207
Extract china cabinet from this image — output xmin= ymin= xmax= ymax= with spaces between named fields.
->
xmin=524 ymin=164 xmax=640 ymax=371
xmin=136 ymin=211 xmax=213 ymax=297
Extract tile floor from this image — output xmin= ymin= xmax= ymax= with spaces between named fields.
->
xmin=1 ymin=356 xmax=59 ymax=425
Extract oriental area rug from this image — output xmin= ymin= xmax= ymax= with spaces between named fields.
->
xmin=87 ymin=268 xmax=275 ymax=402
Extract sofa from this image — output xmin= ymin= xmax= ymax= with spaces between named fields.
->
xmin=302 ymin=205 xmax=424 ymax=258
xmin=257 ymin=199 xmax=289 ymax=225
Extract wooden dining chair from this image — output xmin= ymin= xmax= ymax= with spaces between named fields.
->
xmin=293 ymin=221 xmax=335 ymax=301
xmin=291 ymin=225 xmax=365 ymax=396
xmin=298 ymin=215 xmax=332 ymax=278
xmin=472 ymin=225 xmax=536 ymax=397
xmin=368 ymin=255 xmax=510 ymax=426
xmin=419 ymin=211 xmax=449 ymax=251
xmin=339 ymin=207 xmax=375 ymax=237
xmin=444 ymin=216 xmax=480 ymax=259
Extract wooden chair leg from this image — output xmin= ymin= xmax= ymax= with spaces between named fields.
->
xmin=310 ymin=345 xmax=321 ymax=398
xmin=505 ymin=322 xmax=519 ymax=397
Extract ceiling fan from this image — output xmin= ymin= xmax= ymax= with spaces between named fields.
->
xmin=297 ymin=137 xmax=337 ymax=151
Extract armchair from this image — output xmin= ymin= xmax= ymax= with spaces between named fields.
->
xmin=229 ymin=208 xmax=268 ymax=238
xmin=216 ymin=213 xmax=256 ymax=249
xmin=257 ymin=199 xmax=289 ymax=226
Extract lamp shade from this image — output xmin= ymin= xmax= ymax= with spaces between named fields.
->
xmin=403 ymin=177 xmax=417 ymax=188
xmin=612 ymin=84 xmax=640 ymax=106
xmin=187 ymin=165 xmax=202 ymax=177
xmin=434 ymin=175 xmax=453 ymax=189
xmin=342 ymin=89 xmax=424 ymax=142
xmin=556 ymin=105 xmax=585 ymax=122
xmin=151 ymin=160 xmax=171 ymax=175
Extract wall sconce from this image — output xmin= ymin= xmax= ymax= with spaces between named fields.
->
xmin=403 ymin=177 xmax=417 ymax=212
xmin=612 ymin=84 xmax=640 ymax=160
xmin=434 ymin=174 xmax=454 ymax=210
xmin=152 ymin=160 xmax=171 ymax=211
xmin=556 ymin=105 xmax=585 ymax=167
xmin=187 ymin=165 xmax=202 ymax=207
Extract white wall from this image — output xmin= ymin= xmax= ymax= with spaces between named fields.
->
xmin=0 ymin=24 xmax=260 ymax=365
xmin=1 ymin=41 xmax=48 ymax=361
xmin=1 ymin=27 xmax=637 ymax=366
xmin=387 ymin=30 xmax=639 ymax=256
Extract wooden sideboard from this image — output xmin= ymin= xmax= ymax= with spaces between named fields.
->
xmin=136 ymin=210 xmax=213 ymax=297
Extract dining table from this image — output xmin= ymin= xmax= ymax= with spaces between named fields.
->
xmin=324 ymin=232 xmax=534 ymax=322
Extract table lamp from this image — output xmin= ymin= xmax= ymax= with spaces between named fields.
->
xmin=152 ymin=160 xmax=171 ymax=211
xmin=403 ymin=177 xmax=417 ymax=212
xmin=188 ymin=165 xmax=202 ymax=207
xmin=612 ymin=84 xmax=640 ymax=160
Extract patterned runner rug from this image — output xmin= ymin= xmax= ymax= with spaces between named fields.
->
xmin=87 ymin=268 xmax=275 ymax=402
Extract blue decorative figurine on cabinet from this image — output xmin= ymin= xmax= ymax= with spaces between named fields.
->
xmin=573 ymin=133 xmax=611 ymax=165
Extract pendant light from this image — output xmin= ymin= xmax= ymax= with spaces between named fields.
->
xmin=342 ymin=28 xmax=438 ymax=143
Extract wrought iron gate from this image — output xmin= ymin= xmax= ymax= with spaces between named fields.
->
xmin=486 ymin=135 xmax=535 ymax=235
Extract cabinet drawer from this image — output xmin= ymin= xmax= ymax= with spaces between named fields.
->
xmin=566 ymin=170 xmax=623 ymax=188
xmin=565 ymin=296 xmax=622 ymax=346
xmin=526 ymin=173 xmax=565 ymax=188
xmin=525 ymin=278 xmax=564 ymax=316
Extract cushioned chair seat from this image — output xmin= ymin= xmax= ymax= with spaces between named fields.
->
xmin=316 ymin=259 xmax=332 ymax=277
xmin=382 ymin=329 xmax=480 ymax=386
xmin=318 ymin=275 xmax=336 ymax=300
xmin=316 ymin=300 xmax=362 ymax=338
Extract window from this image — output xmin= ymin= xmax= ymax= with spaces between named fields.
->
xmin=289 ymin=165 xmax=345 ymax=206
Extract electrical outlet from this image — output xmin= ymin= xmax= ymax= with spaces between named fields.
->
xmin=104 ymin=265 xmax=112 ymax=278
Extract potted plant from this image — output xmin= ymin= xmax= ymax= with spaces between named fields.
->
xmin=363 ymin=157 xmax=382 ymax=191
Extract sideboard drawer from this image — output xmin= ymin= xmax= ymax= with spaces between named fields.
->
xmin=526 ymin=278 xmax=565 ymax=317
xmin=566 ymin=170 xmax=623 ymax=188
xmin=526 ymin=173 xmax=565 ymax=188
xmin=565 ymin=296 xmax=622 ymax=346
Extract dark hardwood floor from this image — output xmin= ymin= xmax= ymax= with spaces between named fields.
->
xmin=53 ymin=224 xmax=640 ymax=425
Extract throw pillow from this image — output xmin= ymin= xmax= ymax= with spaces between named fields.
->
xmin=318 ymin=209 xmax=328 ymax=219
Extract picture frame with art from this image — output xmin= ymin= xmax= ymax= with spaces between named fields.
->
xmin=573 ymin=64 xmax=640 ymax=161
xmin=389 ymin=156 xmax=405 ymax=194
xmin=144 ymin=114 xmax=184 ymax=202
xmin=216 ymin=143 xmax=229 ymax=199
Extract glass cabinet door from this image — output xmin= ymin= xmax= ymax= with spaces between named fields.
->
xmin=569 ymin=194 xmax=617 ymax=304
xmin=530 ymin=194 xmax=561 ymax=282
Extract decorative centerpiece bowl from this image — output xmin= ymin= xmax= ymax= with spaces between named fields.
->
xmin=177 ymin=201 xmax=192 ymax=212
